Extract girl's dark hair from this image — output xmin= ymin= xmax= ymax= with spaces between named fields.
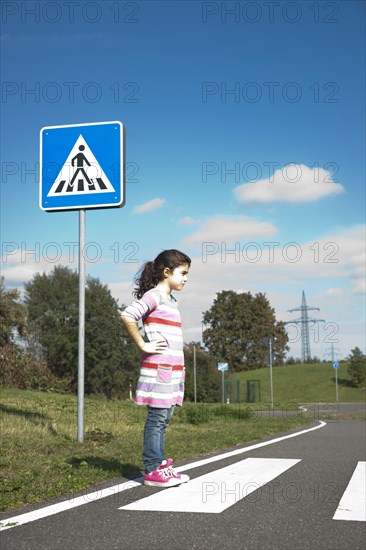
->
xmin=133 ymin=249 xmax=191 ymax=299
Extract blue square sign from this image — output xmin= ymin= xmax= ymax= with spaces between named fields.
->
xmin=217 ymin=362 xmax=229 ymax=372
xmin=40 ymin=121 xmax=125 ymax=211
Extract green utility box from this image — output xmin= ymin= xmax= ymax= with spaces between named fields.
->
xmin=246 ymin=380 xmax=261 ymax=402
xmin=224 ymin=379 xmax=241 ymax=403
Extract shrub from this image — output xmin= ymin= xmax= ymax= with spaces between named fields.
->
xmin=347 ymin=347 xmax=366 ymax=387
xmin=0 ymin=343 xmax=68 ymax=392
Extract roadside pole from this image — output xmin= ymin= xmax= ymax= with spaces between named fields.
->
xmin=77 ymin=209 xmax=86 ymax=443
xmin=269 ymin=337 xmax=274 ymax=410
xmin=333 ymin=361 xmax=339 ymax=402
xmin=193 ymin=345 xmax=197 ymax=403
xmin=217 ymin=362 xmax=229 ymax=403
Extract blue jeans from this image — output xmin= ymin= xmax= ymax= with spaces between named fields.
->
xmin=142 ymin=406 xmax=174 ymax=473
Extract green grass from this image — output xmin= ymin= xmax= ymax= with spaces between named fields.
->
xmin=226 ymin=362 xmax=366 ymax=405
xmin=0 ymin=388 xmax=314 ymax=512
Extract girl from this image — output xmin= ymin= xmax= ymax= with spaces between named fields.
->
xmin=121 ymin=249 xmax=191 ymax=488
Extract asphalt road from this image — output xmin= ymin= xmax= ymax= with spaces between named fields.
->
xmin=1 ymin=414 xmax=365 ymax=550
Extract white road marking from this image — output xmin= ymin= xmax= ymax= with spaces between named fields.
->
xmin=0 ymin=420 xmax=326 ymax=531
xmin=121 ymin=458 xmax=301 ymax=513
xmin=333 ymin=462 xmax=366 ymax=522
xmin=0 ymin=479 xmax=143 ymax=532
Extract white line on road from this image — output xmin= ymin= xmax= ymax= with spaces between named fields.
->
xmin=0 ymin=420 xmax=326 ymax=531
xmin=0 ymin=479 xmax=143 ymax=532
xmin=333 ymin=461 xmax=366 ymax=522
xmin=121 ymin=458 xmax=301 ymax=513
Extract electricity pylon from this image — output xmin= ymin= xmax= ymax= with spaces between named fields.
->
xmin=324 ymin=342 xmax=341 ymax=363
xmin=286 ymin=290 xmax=325 ymax=362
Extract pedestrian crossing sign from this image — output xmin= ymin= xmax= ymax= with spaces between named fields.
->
xmin=40 ymin=121 xmax=125 ymax=211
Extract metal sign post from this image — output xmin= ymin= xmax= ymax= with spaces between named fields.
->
xmin=217 ymin=362 xmax=229 ymax=403
xmin=333 ymin=361 xmax=339 ymax=402
xmin=40 ymin=121 xmax=125 ymax=443
xmin=77 ymin=210 xmax=86 ymax=443
xmin=269 ymin=337 xmax=274 ymax=410
xmin=193 ymin=345 xmax=197 ymax=403
xmin=263 ymin=336 xmax=274 ymax=410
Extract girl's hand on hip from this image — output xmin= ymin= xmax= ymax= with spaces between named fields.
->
xmin=141 ymin=340 xmax=167 ymax=354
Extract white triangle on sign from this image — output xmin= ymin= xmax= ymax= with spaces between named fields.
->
xmin=47 ymin=135 xmax=116 ymax=197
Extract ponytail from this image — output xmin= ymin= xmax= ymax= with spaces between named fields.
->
xmin=133 ymin=249 xmax=191 ymax=299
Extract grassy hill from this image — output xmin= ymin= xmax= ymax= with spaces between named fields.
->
xmin=226 ymin=362 xmax=365 ymax=405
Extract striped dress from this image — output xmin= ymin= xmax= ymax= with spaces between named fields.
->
xmin=122 ymin=288 xmax=185 ymax=408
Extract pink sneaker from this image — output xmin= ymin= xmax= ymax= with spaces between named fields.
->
xmin=160 ymin=459 xmax=190 ymax=484
xmin=144 ymin=465 xmax=183 ymax=487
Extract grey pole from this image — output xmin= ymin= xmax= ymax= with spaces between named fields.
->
xmin=193 ymin=344 xmax=197 ymax=403
xmin=77 ymin=209 xmax=86 ymax=443
xmin=330 ymin=344 xmax=339 ymax=403
xmin=269 ymin=337 xmax=274 ymax=410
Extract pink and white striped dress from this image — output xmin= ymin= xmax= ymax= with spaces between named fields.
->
xmin=122 ymin=288 xmax=185 ymax=408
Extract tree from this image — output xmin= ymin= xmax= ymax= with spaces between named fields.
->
xmin=24 ymin=266 xmax=79 ymax=379
xmin=0 ymin=277 xmax=26 ymax=346
xmin=184 ymin=342 xmax=221 ymax=402
xmin=347 ymin=347 xmax=366 ymax=387
xmin=84 ymin=277 xmax=140 ymax=397
xmin=202 ymin=290 xmax=288 ymax=372
xmin=24 ymin=265 xmax=140 ymax=397
xmin=0 ymin=277 xmax=58 ymax=390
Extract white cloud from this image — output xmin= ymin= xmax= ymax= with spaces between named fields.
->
xmin=234 ymin=164 xmax=345 ymax=203
xmin=132 ymin=198 xmax=166 ymax=214
xmin=183 ymin=215 xmax=278 ymax=245
xmin=178 ymin=216 xmax=199 ymax=226
xmin=354 ymin=278 xmax=366 ymax=295
xmin=325 ymin=288 xmax=343 ymax=296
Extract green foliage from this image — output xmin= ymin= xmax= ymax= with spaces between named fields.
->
xmin=0 ymin=342 xmax=62 ymax=391
xmin=202 ymin=290 xmax=288 ymax=372
xmin=23 ymin=266 xmax=140 ymax=398
xmin=0 ymin=278 xmax=59 ymax=391
xmin=184 ymin=342 xmax=221 ymax=402
xmin=0 ymin=277 xmax=27 ymax=346
xmin=347 ymin=347 xmax=366 ymax=387
xmin=179 ymin=402 xmax=212 ymax=424
xmin=24 ymin=266 xmax=79 ymax=379
xmin=174 ymin=402 xmax=253 ymax=424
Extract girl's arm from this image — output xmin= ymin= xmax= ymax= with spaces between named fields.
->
xmin=121 ymin=314 xmax=167 ymax=354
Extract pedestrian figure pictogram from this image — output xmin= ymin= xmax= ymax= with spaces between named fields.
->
xmin=69 ymin=145 xmax=92 ymax=191
xmin=47 ymin=135 xmax=116 ymax=197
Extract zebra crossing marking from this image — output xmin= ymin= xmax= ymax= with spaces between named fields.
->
xmin=121 ymin=458 xmax=301 ymax=514
xmin=333 ymin=461 xmax=366 ymax=522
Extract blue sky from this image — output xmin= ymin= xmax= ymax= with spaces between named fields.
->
xmin=1 ymin=0 xmax=365 ymax=360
